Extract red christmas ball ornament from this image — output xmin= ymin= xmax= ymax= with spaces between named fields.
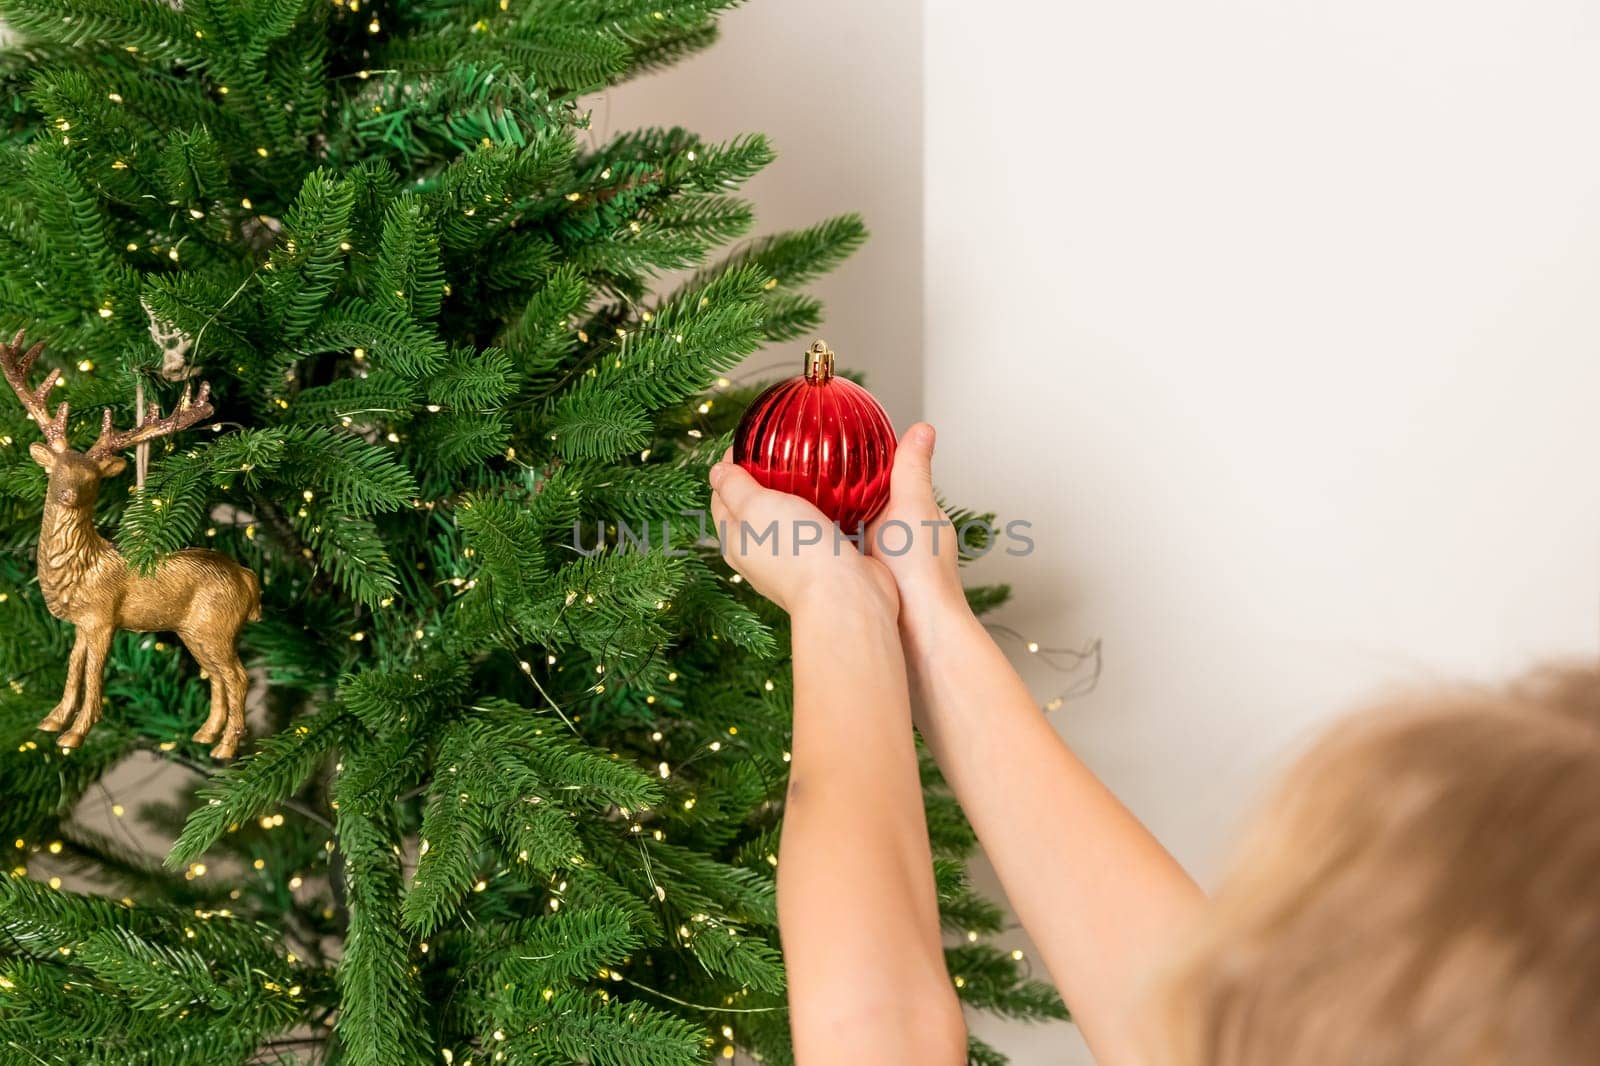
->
xmin=733 ymin=340 xmax=897 ymax=531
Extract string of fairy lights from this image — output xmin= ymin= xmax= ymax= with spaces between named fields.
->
xmin=1 ymin=333 xmax=1086 ymax=1055
xmin=6 ymin=75 xmax=1079 ymax=1054
xmin=32 ymin=63 xmax=1102 ymax=717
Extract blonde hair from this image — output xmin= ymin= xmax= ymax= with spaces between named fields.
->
xmin=1156 ymin=663 xmax=1600 ymax=1066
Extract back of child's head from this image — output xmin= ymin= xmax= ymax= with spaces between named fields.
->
xmin=1155 ymin=663 xmax=1600 ymax=1066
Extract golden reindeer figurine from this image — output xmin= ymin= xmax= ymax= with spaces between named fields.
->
xmin=2 ymin=332 xmax=260 ymax=758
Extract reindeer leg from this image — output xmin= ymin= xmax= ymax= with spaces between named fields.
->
xmin=180 ymin=628 xmax=246 ymax=759
xmin=191 ymin=665 xmax=227 ymax=746
xmin=38 ymin=636 xmax=86 ymax=732
xmin=184 ymin=632 xmax=226 ymax=746
xmin=211 ymin=659 xmax=250 ymax=761
xmin=58 ymin=625 xmax=112 ymax=750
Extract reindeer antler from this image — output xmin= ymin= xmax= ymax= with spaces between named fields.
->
xmin=86 ymin=380 xmax=214 ymax=460
xmin=0 ymin=330 xmax=71 ymax=451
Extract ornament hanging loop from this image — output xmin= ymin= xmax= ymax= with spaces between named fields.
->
xmin=803 ymin=340 xmax=835 ymax=384
xmin=134 ymin=377 xmax=148 ymax=491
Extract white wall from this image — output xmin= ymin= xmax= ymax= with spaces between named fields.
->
xmin=596 ymin=0 xmax=924 ymax=425
xmin=927 ymin=2 xmax=1600 ymax=1062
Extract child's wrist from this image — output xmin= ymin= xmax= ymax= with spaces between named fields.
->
xmin=789 ymin=568 xmax=894 ymax=625
xmin=896 ymin=580 xmax=974 ymax=652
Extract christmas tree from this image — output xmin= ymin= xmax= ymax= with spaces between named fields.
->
xmin=0 ymin=2 xmax=1065 ymax=1063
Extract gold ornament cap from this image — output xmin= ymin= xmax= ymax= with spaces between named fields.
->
xmin=803 ymin=340 xmax=835 ymax=384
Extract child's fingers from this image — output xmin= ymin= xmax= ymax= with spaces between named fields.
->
xmin=710 ymin=491 xmax=753 ymax=586
xmin=710 ymin=490 xmax=733 ymax=544
xmin=891 ymin=423 xmax=937 ymax=499
xmin=709 ymin=459 xmax=763 ymax=515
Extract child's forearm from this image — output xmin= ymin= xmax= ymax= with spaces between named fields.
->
xmin=901 ymin=595 xmax=1204 ymax=1066
xmin=779 ymin=585 xmax=966 ymax=1065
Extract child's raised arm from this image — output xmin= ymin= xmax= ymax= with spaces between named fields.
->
xmin=869 ymin=425 xmax=1207 ymax=1066
xmin=709 ymin=458 xmax=966 ymax=1066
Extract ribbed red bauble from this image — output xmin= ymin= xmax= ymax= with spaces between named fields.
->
xmin=732 ymin=341 xmax=896 ymax=531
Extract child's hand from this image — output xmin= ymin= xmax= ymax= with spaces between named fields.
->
xmin=865 ymin=424 xmax=967 ymax=621
xmin=709 ymin=452 xmax=896 ymax=618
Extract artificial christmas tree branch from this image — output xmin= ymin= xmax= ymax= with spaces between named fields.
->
xmin=0 ymin=1 xmax=1066 ymax=1063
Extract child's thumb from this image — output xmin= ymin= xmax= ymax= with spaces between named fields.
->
xmin=892 ymin=423 xmax=937 ymax=495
